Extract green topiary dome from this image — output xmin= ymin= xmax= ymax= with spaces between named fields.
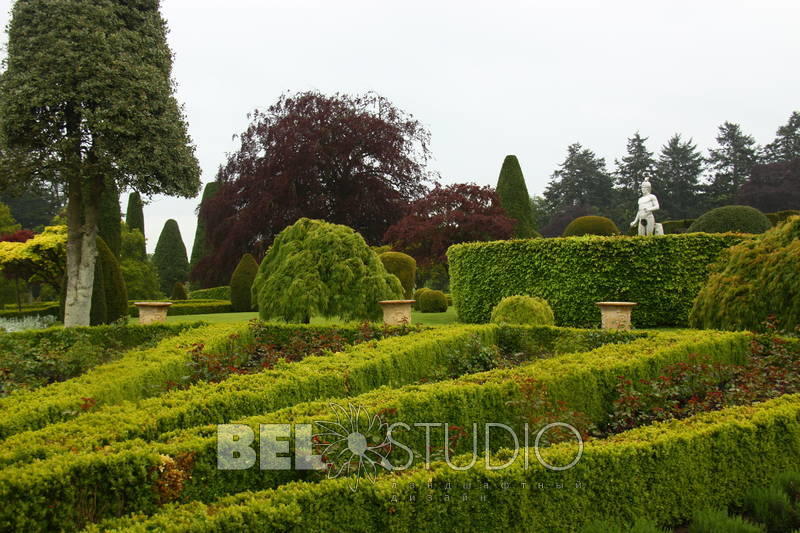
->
xmin=379 ymin=251 xmax=416 ymax=299
xmin=689 ymin=216 xmax=800 ymax=332
xmin=490 ymin=295 xmax=555 ymax=326
xmin=688 ymin=205 xmax=772 ymax=234
xmin=418 ymin=289 xmax=448 ymax=313
xmin=562 ymin=216 xmax=620 ymax=237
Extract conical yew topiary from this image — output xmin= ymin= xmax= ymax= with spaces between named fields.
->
xmin=230 ymin=253 xmax=259 ymax=312
xmin=152 ymin=219 xmax=189 ymax=296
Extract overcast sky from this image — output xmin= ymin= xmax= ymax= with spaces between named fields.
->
xmin=1 ymin=0 xmax=798 ymax=254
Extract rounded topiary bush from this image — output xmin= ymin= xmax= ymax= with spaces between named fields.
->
xmin=171 ymin=282 xmax=188 ymax=301
xmin=688 ymin=205 xmax=772 ymax=234
xmin=490 ymin=295 xmax=555 ymax=326
xmin=413 ymin=287 xmax=429 ymax=310
xmin=230 ymin=253 xmax=259 ymax=312
xmin=689 ymin=216 xmax=800 ymax=332
xmin=379 ymin=251 xmax=416 ymax=299
xmin=418 ymin=289 xmax=448 ymax=313
xmin=562 ymin=216 xmax=620 ymax=237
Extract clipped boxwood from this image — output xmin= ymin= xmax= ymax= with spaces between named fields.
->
xmin=563 ymin=216 xmax=620 ymax=237
xmin=448 ymin=233 xmax=747 ymax=326
xmin=413 ymin=287 xmax=429 ymax=310
xmin=189 ymin=286 xmax=230 ymax=300
xmin=418 ymin=289 xmax=448 ymax=313
xmin=379 ymin=251 xmax=416 ymax=299
xmin=690 ymin=216 xmax=800 ymax=332
xmin=491 ymin=295 xmax=554 ymax=325
xmin=688 ymin=205 xmax=772 ymax=234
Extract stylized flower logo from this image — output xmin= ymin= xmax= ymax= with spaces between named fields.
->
xmin=313 ymin=403 xmax=392 ymax=490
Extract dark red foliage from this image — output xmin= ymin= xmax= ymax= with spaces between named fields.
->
xmin=0 ymin=229 xmax=34 ymax=243
xmin=192 ymin=91 xmax=432 ymax=287
xmin=383 ymin=183 xmax=515 ymax=266
xmin=736 ymin=158 xmax=800 ymax=213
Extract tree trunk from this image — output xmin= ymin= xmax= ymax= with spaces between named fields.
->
xmin=63 ymin=175 xmax=101 ymax=328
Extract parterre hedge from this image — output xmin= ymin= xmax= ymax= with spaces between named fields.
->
xmin=448 ymin=233 xmax=747 ymax=326
xmin=90 ymin=391 xmax=800 ymax=533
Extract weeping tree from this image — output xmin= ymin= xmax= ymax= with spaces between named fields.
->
xmin=252 ymin=218 xmax=403 ymax=323
xmin=0 ymin=0 xmax=200 ymax=327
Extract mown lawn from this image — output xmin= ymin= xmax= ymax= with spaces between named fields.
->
xmin=165 ymin=306 xmax=459 ymax=326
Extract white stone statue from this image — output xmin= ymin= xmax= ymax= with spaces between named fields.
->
xmin=630 ymin=180 xmax=663 ymax=236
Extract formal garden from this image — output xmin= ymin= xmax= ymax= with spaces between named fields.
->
xmin=1 ymin=2 xmax=800 ymax=533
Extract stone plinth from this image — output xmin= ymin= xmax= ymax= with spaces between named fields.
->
xmin=378 ymin=300 xmax=415 ymax=326
xmin=135 ymin=302 xmax=173 ymax=325
xmin=596 ymin=302 xmax=637 ymax=330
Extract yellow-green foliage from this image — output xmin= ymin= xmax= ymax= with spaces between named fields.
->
xmin=690 ymin=216 xmax=800 ymax=331
xmin=491 ymin=295 xmax=555 ymax=325
xmin=92 ymin=391 xmax=800 ymax=533
xmin=418 ymin=288 xmax=448 ymax=312
xmin=252 ymin=218 xmax=403 ymax=322
xmin=379 ymin=251 xmax=416 ymax=299
xmin=563 ymin=215 xmax=620 ymax=236
xmin=448 ymin=233 xmax=748 ymax=326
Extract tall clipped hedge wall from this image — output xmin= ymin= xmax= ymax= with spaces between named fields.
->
xmin=448 ymin=234 xmax=747 ymax=327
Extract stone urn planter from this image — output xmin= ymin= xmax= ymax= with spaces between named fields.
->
xmin=134 ymin=302 xmax=173 ymax=325
xmin=378 ymin=300 xmax=415 ymax=326
xmin=596 ymin=302 xmax=637 ymax=330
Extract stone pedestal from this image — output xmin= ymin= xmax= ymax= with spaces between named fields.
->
xmin=596 ymin=302 xmax=637 ymax=330
xmin=378 ymin=300 xmax=415 ymax=326
xmin=135 ymin=302 xmax=173 ymax=325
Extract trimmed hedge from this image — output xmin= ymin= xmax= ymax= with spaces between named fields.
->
xmin=766 ymin=209 xmax=800 ymax=226
xmin=90 ymin=391 xmax=800 ymax=533
xmin=448 ymin=233 xmax=747 ymax=326
xmin=661 ymin=219 xmax=696 ymax=234
xmin=189 ymin=286 xmax=230 ymax=300
xmin=418 ymin=289 xmax=448 ymax=313
xmin=688 ymin=205 xmax=772 ymax=234
xmin=563 ymin=216 xmax=620 ymax=237
xmin=128 ymin=299 xmax=232 ymax=317
xmin=380 ymin=251 xmax=417 ymax=299
xmin=491 ymin=295 xmax=555 ymax=325
xmin=0 ymin=303 xmax=59 ymax=319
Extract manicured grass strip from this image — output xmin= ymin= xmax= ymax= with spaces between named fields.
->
xmin=89 ymin=392 xmax=800 ymax=533
xmin=0 ymin=321 xmax=225 ymax=439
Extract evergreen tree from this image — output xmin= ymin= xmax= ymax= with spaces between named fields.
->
xmin=98 ymin=178 xmax=121 ymax=258
xmin=0 ymin=0 xmax=200 ymax=327
xmin=763 ymin=111 xmax=800 ymax=163
xmin=653 ymin=134 xmax=705 ymax=219
xmin=230 ymin=253 xmax=259 ymax=312
xmin=152 ymin=219 xmax=189 ymax=295
xmin=495 ymin=155 xmax=537 ymax=237
xmin=189 ymin=182 xmax=220 ymax=285
xmin=705 ymin=122 xmax=760 ymax=207
xmin=120 ymin=222 xmax=161 ymax=299
xmin=90 ymin=237 xmax=128 ymax=325
xmin=125 ymin=192 xmax=145 ymax=236
xmin=544 ymin=143 xmax=614 ymax=214
xmin=614 ymin=132 xmax=655 ymax=206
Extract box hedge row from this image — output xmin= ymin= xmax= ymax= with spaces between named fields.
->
xmin=448 ymin=233 xmax=747 ymax=327
xmin=0 ymin=328 xmax=749 ymax=530
xmin=188 ymin=286 xmax=231 ymax=300
xmin=88 ymin=391 xmax=800 ymax=533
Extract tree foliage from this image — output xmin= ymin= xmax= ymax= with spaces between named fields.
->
xmin=152 ymin=219 xmax=188 ymax=295
xmin=544 ymin=143 xmax=614 ymax=215
xmin=763 ymin=111 xmax=800 ymax=163
xmin=0 ymin=185 xmax=64 ymax=231
xmin=124 ymin=192 xmax=146 ymax=260
xmin=614 ymin=132 xmax=656 ymax=207
xmin=252 ymin=218 xmax=403 ymax=323
xmin=0 ymin=226 xmax=65 ymax=296
xmin=496 ymin=155 xmax=537 ymax=238
xmin=0 ymin=202 xmax=21 ymax=236
xmin=189 ymin=182 xmax=219 ymax=286
xmin=171 ymin=282 xmax=188 ymax=301
xmin=736 ymin=158 xmax=800 ymax=213
xmin=194 ymin=91 xmax=431 ymax=288
xmin=653 ymin=134 xmax=705 ymax=220
xmin=705 ymin=122 xmax=760 ymax=208
xmin=230 ymin=253 xmax=258 ymax=312
xmin=0 ymin=0 xmax=200 ymax=326
xmin=690 ymin=216 xmax=800 ymax=332
xmin=383 ymin=183 xmax=514 ymax=266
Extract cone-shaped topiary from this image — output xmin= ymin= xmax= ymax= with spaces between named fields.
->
xmin=125 ymin=192 xmax=146 ymax=260
xmin=230 ymin=253 xmax=259 ymax=311
xmin=190 ymin=182 xmax=220 ymax=280
xmin=379 ymin=251 xmax=416 ymax=299
xmin=98 ymin=178 xmax=121 ymax=258
xmin=496 ymin=155 xmax=538 ymax=238
xmin=91 ymin=237 xmax=128 ymax=325
xmin=171 ymin=282 xmax=188 ymax=301
xmin=490 ymin=295 xmax=555 ymax=325
xmin=562 ymin=216 xmax=620 ymax=237
xmin=689 ymin=216 xmax=800 ymax=332
xmin=418 ymin=289 xmax=448 ymax=313
xmin=688 ymin=205 xmax=773 ymax=234
xmin=152 ymin=219 xmax=189 ymax=295
xmin=252 ymin=218 xmax=403 ymax=323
